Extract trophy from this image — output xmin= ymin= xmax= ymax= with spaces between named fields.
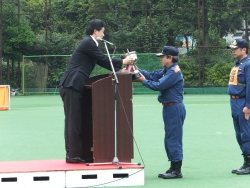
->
xmin=121 ymin=50 xmax=141 ymax=80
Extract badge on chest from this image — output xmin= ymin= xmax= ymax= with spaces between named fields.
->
xmin=229 ymin=67 xmax=239 ymax=85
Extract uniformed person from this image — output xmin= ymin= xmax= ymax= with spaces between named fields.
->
xmin=134 ymin=46 xmax=186 ymax=179
xmin=228 ymin=39 xmax=250 ymax=175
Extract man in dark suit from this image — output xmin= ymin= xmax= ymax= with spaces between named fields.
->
xmin=59 ymin=19 xmax=133 ymax=163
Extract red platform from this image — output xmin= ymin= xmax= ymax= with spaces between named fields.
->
xmin=0 ymin=159 xmax=143 ymax=173
xmin=0 ymin=160 xmax=144 ymax=188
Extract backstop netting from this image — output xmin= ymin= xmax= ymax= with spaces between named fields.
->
xmin=22 ymin=54 xmax=162 ymax=95
xmin=22 ymin=52 xmax=231 ymax=95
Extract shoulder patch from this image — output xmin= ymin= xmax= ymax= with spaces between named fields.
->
xmin=174 ymin=65 xmax=180 ymax=73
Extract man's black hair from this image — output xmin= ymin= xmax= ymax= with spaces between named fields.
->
xmin=166 ymin=55 xmax=179 ymax=63
xmin=86 ymin=19 xmax=106 ymax=35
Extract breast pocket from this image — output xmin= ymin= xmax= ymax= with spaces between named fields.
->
xmin=237 ymin=71 xmax=245 ymax=84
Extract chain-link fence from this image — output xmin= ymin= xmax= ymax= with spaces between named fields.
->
xmin=21 ymin=54 xmax=162 ymax=94
xmin=21 ymin=51 xmax=234 ymax=95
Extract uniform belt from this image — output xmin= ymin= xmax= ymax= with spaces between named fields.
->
xmin=162 ymin=102 xmax=179 ymax=106
xmin=231 ymin=95 xmax=244 ymax=99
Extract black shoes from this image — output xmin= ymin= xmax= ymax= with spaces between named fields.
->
xmin=161 ymin=171 xmax=183 ymax=179
xmin=66 ymin=156 xmax=86 ymax=163
xmin=158 ymin=165 xmax=174 ymax=178
xmin=232 ymin=155 xmax=250 ymax=175
xmin=159 ymin=161 xmax=183 ymax=179
xmin=232 ymin=165 xmax=246 ymax=173
xmin=235 ymin=167 xmax=250 ymax=175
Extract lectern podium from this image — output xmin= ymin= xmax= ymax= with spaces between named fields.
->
xmin=82 ymin=73 xmax=133 ymax=163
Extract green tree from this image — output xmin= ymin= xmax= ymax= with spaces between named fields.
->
xmin=2 ymin=0 xmax=249 ymax=88
xmin=2 ymin=0 xmax=35 ymax=87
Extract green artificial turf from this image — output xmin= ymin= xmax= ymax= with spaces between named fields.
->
xmin=0 ymin=94 xmax=249 ymax=188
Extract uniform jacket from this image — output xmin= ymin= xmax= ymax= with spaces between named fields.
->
xmin=59 ymin=35 xmax=123 ymax=94
xmin=139 ymin=63 xmax=184 ymax=103
xmin=228 ymin=56 xmax=250 ymax=107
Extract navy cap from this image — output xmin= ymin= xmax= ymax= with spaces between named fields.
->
xmin=156 ymin=46 xmax=179 ymax=57
xmin=227 ymin=39 xmax=248 ymax=49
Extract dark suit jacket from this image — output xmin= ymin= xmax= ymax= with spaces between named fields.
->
xmin=59 ymin=35 xmax=123 ymax=94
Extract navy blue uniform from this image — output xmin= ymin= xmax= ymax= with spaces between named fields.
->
xmin=139 ymin=63 xmax=186 ymax=162
xmin=228 ymin=56 xmax=250 ymax=155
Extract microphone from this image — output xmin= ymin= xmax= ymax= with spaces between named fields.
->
xmin=96 ymin=37 xmax=114 ymax=46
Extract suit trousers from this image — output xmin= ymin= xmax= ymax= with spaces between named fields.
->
xmin=60 ymin=86 xmax=85 ymax=157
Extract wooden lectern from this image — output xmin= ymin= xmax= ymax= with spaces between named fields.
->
xmin=82 ymin=73 xmax=133 ymax=163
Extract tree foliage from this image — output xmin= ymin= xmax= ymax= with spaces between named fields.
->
xmin=1 ymin=0 xmax=250 ymax=87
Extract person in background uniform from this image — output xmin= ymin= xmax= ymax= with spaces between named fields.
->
xmin=228 ymin=39 xmax=250 ymax=175
xmin=59 ymin=19 xmax=134 ymax=163
xmin=134 ymin=46 xmax=186 ymax=179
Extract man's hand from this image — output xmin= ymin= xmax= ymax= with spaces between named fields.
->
xmin=243 ymin=107 xmax=250 ymax=120
xmin=119 ymin=68 xmax=130 ymax=72
xmin=122 ymin=56 xmax=134 ymax=65
xmin=133 ymin=73 xmax=145 ymax=82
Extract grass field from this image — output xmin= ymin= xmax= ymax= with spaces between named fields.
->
xmin=0 ymin=94 xmax=249 ymax=188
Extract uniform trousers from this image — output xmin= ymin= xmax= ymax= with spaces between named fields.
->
xmin=230 ymin=98 xmax=250 ymax=155
xmin=60 ymin=86 xmax=85 ymax=158
xmin=163 ymin=103 xmax=186 ymax=162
